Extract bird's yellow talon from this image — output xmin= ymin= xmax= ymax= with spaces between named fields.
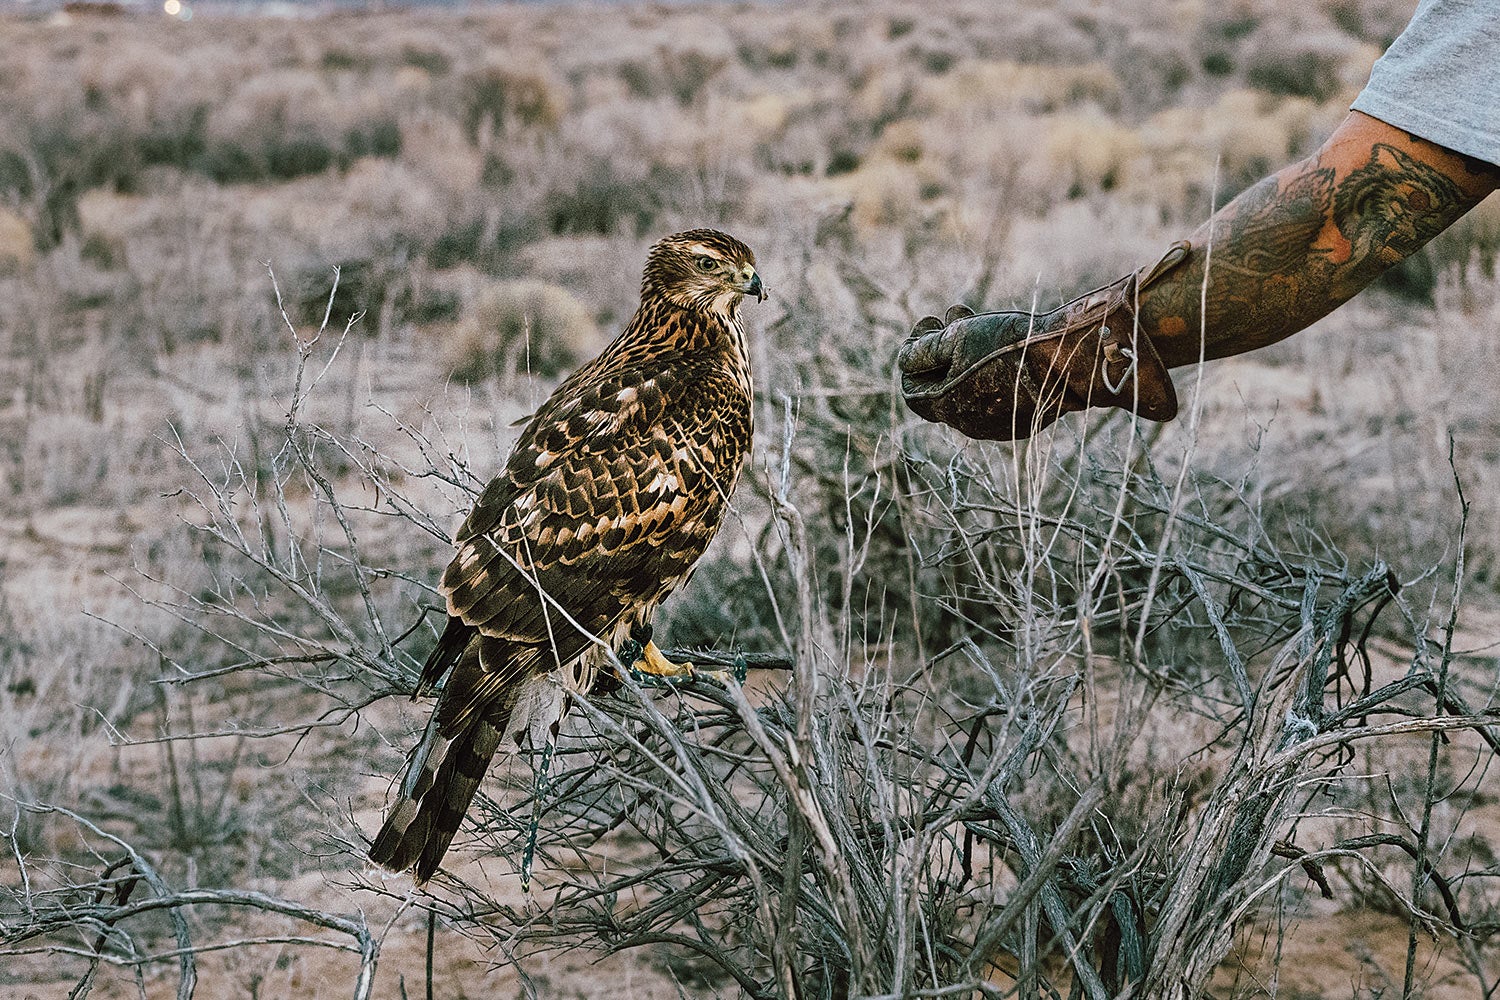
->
xmin=622 ymin=639 xmax=736 ymax=688
xmin=630 ymin=639 xmax=694 ymax=679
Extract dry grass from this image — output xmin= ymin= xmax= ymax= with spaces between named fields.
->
xmin=2 ymin=1 xmax=1499 ymax=997
xmin=444 ymin=276 xmax=603 ymax=383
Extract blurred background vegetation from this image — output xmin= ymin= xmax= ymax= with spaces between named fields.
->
xmin=2 ymin=0 xmax=1499 ymax=996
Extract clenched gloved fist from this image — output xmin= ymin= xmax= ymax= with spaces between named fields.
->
xmin=898 ymin=241 xmax=1192 ymax=441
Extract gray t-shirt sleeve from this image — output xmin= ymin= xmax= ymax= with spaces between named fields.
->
xmin=1350 ymin=0 xmax=1500 ymax=166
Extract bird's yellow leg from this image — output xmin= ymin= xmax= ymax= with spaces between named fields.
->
xmin=620 ymin=629 xmax=736 ymax=688
xmin=632 ymin=639 xmax=694 ymax=679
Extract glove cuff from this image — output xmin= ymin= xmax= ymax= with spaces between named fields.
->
xmin=897 ymin=241 xmax=1194 ymax=441
xmin=1034 ymin=239 xmax=1191 ymax=423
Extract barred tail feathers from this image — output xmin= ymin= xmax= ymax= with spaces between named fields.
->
xmin=369 ymin=672 xmax=569 ymax=883
xmin=368 ymin=709 xmax=508 ymax=883
xmin=416 ymin=615 xmax=473 ymax=698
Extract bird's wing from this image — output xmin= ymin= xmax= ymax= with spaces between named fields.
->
xmin=430 ymin=359 xmax=750 ymax=734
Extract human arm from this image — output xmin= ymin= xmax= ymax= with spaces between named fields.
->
xmin=898 ymin=111 xmax=1500 ymax=440
xmin=1143 ymin=110 xmax=1499 ymax=364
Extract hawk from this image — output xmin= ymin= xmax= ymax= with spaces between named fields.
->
xmin=369 ymin=229 xmax=764 ymax=884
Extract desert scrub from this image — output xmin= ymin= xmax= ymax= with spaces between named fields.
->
xmin=458 ymin=64 xmax=564 ymax=143
xmin=444 ymin=277 xmax=600 ymax=382
xmin=617 ymin=42 xmax=732 ymax=107
xmin=1044 ymin=110 xmax=1144 ymax=199
xmin=3 ymin=4 xmax=1500 ymax=997
xmin=0 ymin=207 xmax=34 ymax=274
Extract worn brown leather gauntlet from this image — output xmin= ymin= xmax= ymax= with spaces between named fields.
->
xmin=898 ymin=241 xmax=1192 ymax=441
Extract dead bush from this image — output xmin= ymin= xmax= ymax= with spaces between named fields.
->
xmin=1244 ymin=28 xmax=1359 ymax=101
xmin=619 ymin=44 xmax=731 ymax=107
xmin=458 ymin=65 xmax=563 ymax=143
xmin=444 ymin=277 xmax=601 ymax=383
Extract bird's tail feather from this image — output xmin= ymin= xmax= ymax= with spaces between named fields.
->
xmin=368 ymin=709 xmax=507 ymax=884
xmin=416 ymin=616 xmax=472 ymax=698
xmin=369 ymin=671 xmax=571 ymax=883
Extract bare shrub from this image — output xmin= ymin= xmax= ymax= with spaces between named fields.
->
xmin=539 ymin=156 xmax=673 ymax=236
xmin=1044 ymin=111 xmax=1143 ymax=199
xmin=0 ymin=207 xmax=35 ymax=273
xmin=0 ymin=595 xmax=148 ymax=857
xmin=444 ymin=277 xmax=601 ymax=383
xmin=3 ymin=5 xmax=1500 ymax=997
xmin=458 ymin=65 xmax=563 ymax=143
xmin=619 ymin=44 xmax=732 ymax=107
xmin=283 ymin=249 xmax=412 ymax=333
xmin=1244 ymin=28 xmax=1360 ymax=102
xmin=1424 ymin=193 xmax=1500 ymax=286
xmin=918 ymin=60 xmax=1121 ymax=119
xmin=1321 ymin=0 xmax=1420 ymax=46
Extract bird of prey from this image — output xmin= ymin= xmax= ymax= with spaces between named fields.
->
xmin=369 ymin=229 xmax=764 ymax=884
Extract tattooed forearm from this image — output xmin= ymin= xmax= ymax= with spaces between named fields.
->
xmin=1139 ymin=112 xmax=1499 ymax=366
xmin=1332 ymin=142 xmax=1466 ymax=268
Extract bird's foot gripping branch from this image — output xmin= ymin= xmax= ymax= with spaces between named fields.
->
xmin=617 ymin=626 xmax=749 ymax=689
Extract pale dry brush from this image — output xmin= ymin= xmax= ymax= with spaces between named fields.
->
xmin=0 ymin=271 xmax=414 ymax=998
xmin=350 ymin=415 xmax=1500 ymax=999
xmin=3 ymin=252 xmax=1498 ymax=998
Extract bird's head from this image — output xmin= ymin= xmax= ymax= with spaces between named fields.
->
xmin=641 ymin=229 xmax=766 ymax=320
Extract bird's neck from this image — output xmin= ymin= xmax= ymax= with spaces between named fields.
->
xmin=608 ymin=296 xmax=752 ymax=396
xmin=719 ymin=310 xmax=753 ymax=399
xmin=624 ymin=296 xmax=745 ymax=354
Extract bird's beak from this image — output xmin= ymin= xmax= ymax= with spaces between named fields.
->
xmin=743 ymin=271 xmax=766 ymax=302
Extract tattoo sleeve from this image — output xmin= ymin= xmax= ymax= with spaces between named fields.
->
xmin=1139 ymin=111 xmax=1500 ymax=366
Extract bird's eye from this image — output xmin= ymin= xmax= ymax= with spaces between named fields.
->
xmin=695 ymin=255 xmax=717 ymax=272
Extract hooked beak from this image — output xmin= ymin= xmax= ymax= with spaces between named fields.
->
xmin=742 ymin=271 xmax=766 ymax=302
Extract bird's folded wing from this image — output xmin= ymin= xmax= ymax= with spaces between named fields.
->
xmin=439 ymin=362 xmax=747 ymax=677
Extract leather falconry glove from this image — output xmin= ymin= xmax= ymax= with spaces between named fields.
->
xmin=898 ymin=241 xmax=1193 ymax=441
